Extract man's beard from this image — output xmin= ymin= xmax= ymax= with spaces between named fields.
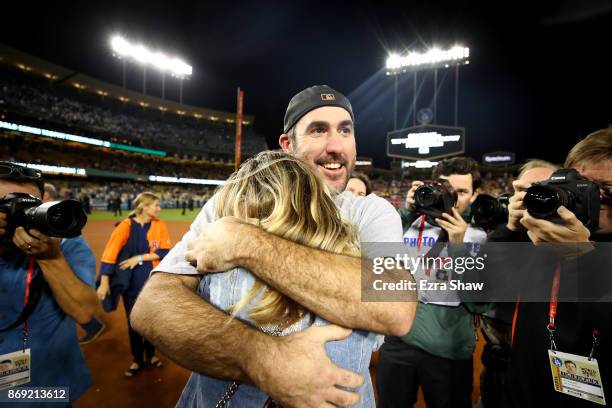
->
xmin=292 ymin=149 xmax=355 ymax=194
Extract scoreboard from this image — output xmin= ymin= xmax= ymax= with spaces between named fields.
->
xmin=387 ymin=124 xmax=465 ymax=160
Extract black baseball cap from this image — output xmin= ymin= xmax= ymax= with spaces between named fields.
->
xmin=283 ymin=85 xmax=354 ymax=134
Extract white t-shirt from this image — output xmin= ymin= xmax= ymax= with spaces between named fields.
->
xmin=153 ymin=190 xmax=404 ymax=275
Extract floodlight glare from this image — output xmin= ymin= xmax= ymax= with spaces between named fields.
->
xmin=386 ymin=45 xmax=469 ymax=71
xmin=110 ymin=35 xmax=192 ymax=77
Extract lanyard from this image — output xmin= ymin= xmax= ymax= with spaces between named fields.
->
xmin=547 ymin=258 xmax=600 ymax=359
xmin=22 ymin=257 xmax=36 ymax=352
xmin=417 ymin=214 xmax=427 ymax=253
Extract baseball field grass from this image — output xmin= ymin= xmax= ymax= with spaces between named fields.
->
xmin=86 ymin=208 xmax=200 ymax=222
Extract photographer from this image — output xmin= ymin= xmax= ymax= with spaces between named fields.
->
xmin=0 ymin=162 xmax=97 ymax=405
xmin=492 ymin=129 xmax=612 ymax=407
xmin=43 ymin=183 xmax=105 ymax=344
xmin=479 ymin=159 xmax=557 ymax=408
xmin=377 ymin=157 xmax=489 ymax=408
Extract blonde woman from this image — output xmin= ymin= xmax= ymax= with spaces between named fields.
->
xmin=179 ymin=151 xmax=377 ymax=406
xmin=97 ymin=192 xmax=172 ymax=377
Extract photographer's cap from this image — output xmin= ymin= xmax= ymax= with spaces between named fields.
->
xmin=283 ymin=85 xmax=354 ymax=134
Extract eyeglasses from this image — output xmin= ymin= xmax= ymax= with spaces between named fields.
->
xmin=0 ymin=162 xmax=43 ymax=180
xmin=0 ymin=162 xmax=44 ymax=195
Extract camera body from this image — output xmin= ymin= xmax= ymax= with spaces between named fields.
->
xmin=471 ymin=193 xmax=510 ymax=231
xmin=413 ymin=179 xmax=458 ymax=219
xmin=0 ymin=192 xmax=87 ymax=240
xmin=524 ymin=168 xmax=600 ymax=232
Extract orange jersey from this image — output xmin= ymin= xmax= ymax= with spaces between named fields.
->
xmin=100 ymin=217 xmax=171 ymax=269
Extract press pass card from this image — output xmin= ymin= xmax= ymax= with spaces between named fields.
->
xmin=0 ymin=349 xmax=31 ymax=391
xmin=549 ymin=350 xmax=606 ymax=405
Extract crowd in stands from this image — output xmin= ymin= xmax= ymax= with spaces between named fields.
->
xmin=0 ymin=64 xmax=267 ymax=161
xmin=0 ymin=137 xmax=233 ymax=180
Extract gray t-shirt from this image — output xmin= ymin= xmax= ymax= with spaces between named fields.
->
xmin=153 ymin=190 xmax=404 ymax=275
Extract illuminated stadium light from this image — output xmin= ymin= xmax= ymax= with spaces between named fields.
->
xmin=391 ymin=131 xmax=461 ymax=154
xmin=176 ymin=110 xmax=185 ymax=115
xmin=97 ymin=90 xmax=109 ymax=96
xmin=16 ymin=64 xmax=32 ymax=72
xmin=148 ymin=175 xmax=225 ymax=186
xmin=402 ymin=160 xmax=439 ymax=169
xmin=0 ymin=120 xmax=166 ymax=157
xmin=138 ymin=101 xmax=149 ymax=107
xmin=386 ymin=46 xmax=469 ymax=72
xmin=194 ymin=113 xmax=202 ymax=119
xmin=15 ymin=162 xmax=87 ymax=177
xmin=118 ymin=96 xmax=130 ymax=102
xmin=158 ymin=106 xmax=168 ymax=112
xmin=209 ymin=116 xmax=219 ymax=121
xmin=110 ymin=35 xmax=192 ymax=78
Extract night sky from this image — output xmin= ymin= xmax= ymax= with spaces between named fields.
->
xmin=2 ymin=0 xmax=611 ymax=168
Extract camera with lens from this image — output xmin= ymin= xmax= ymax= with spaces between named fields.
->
xmin=471 ymin=193 xmax=510 ymax=231
xmin=0 ymin=192 xmax=88 ymax=241
xmin=524 ymin=168 xmax=600 ymax=232
xmin=413 ymin=179 xmax=458 ymax=219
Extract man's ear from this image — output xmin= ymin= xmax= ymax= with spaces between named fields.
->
xmin=279 ymin=134 xmax=293 ymax=153
xmin=469 ymin=191 xmax=479 ymax=204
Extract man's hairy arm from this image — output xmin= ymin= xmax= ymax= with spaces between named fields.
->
xmin=242 ymin=229 xmax=415 ymax=336
xmin=131 ymin=271 xmax=366 ymax=407
xmin=187 ymin=220 xmax=416 ymax=337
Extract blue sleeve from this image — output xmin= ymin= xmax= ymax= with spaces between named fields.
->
xmin=155 ymin=248 xmax=169 ymax=260
xmin=60 ymin=237 xmax=96 ymax=288
xmin=100 ymin=262 xmax=115 ymax=276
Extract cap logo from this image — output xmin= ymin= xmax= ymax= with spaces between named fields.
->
xmin=321 ymin=93 xmax=336 ymax=101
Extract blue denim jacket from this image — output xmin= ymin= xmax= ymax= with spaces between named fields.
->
xmin=175 ymin=267 xmax=377 ymax=407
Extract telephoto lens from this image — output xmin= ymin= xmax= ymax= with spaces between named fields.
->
xmin=523 ymin=185 xmax=571 ymax=219
xmin=25 ymin=200 xmax=87 ymax=238
xmin=0 ymin=193 xmax=87 ymax=239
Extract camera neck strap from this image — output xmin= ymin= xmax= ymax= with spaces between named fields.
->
xmin=0 ymin=258 xmax=45 ymax=343
xmin=546 ymin=258 xmax=600 ymax=358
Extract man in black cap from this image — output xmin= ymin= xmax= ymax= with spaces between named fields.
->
xmin=132 ymin=85 xmax=416 ymax=407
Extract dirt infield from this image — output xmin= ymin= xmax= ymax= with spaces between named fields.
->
xmin=76 ymin=219 xmax=483 ymax=407
xmin=75 ymin=220 xmax=192 ymax=408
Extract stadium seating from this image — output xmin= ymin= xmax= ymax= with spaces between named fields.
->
xmin=0 ymin=64 xmax=267 ymax=162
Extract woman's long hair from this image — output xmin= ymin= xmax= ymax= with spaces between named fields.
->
xmin=214 ymin=150 xmax=360 ymax=329
xmin=129 ymin=192 xmax=160 ymax=218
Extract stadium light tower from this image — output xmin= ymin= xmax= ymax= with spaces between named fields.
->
xmin=386 ymin=45 xmax=470 ymax=129
xmin=109 ymin=34 xmax=192 ymax=103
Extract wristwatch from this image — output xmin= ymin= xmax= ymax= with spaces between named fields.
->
xmin=137 ymin=255 xmax=143 ymax=266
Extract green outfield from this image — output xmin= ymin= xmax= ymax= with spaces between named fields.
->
xmin=86 ymin=208 xmax=199 ymax=222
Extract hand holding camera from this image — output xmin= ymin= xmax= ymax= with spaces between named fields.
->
xmin=12 ymin=226 xmax=62 ymax=259
xmin=504 ymin=179 xmax=532 ymax=231
xmin=435 ymin=207 xmax=469 ymax=244
xmin=405 ymin=180 xmax=424 ymax=210
xmin=519 ymin=168 xmax=599 ymax=255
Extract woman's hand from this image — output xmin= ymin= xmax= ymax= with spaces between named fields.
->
xmin=119 ymin=256 xmax=140 ymax=270
xmin=97 ymin=281 xmax=110 ymax=301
